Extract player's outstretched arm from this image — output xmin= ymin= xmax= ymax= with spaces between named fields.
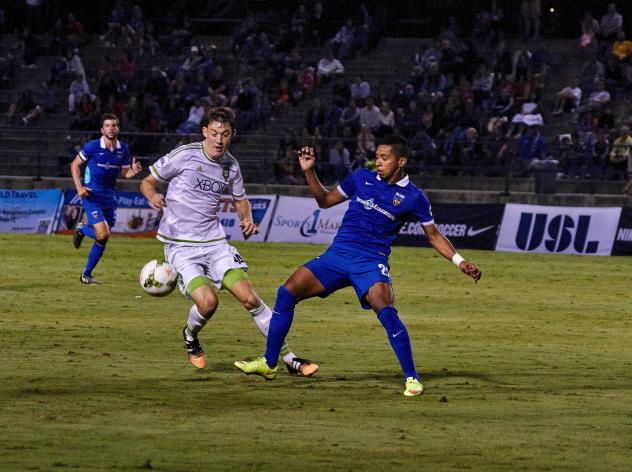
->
xmin=140 ymin=174 xmax=165 ymax=211
xmin=423 ymin=224 xmax=482 ymax=282
xmin=298 ymin=146 xmax=347 ymax=208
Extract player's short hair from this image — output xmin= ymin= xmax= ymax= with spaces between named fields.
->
xmin=202 ymin=107 xmax=236 ymax=131
xmin=380 ymin=134 xmax=408 ymax=158
xmin=100 ymin=113 xmax=119 ymax=127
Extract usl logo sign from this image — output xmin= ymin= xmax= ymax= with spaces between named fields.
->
xmin=496 ymin=204 xmax=621 ymax=256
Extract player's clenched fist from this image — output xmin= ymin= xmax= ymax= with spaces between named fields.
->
xmin=459 ymin=261 xmax=482 ymax=282
xmin=240 ymin=220 xmax=259 ymax=239
xmin=297 ymin=146 xmax=316 ymax=171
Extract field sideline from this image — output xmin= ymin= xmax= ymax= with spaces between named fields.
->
xmin=1 ymin=234 xmax=631 ymax=471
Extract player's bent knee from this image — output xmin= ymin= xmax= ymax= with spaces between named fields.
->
xmin=197 ymin=296 xmax=218 ymax=318
xmin=276 ymin=285 xmax=297 ymax=310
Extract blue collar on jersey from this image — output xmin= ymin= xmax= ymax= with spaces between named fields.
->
xmin=100 ymin=136 xmax=121 ymax=149
xmin=376 ymin=174 xmax=410 ymax=187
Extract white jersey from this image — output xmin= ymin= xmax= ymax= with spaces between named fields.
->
xmin=149 ymin=141 xmax=247 ymax=245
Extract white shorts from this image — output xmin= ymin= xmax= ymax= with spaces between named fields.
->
xmin=164 ymin=242 xmax=248 ymax=294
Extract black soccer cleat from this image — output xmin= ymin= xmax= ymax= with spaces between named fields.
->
xmin=73 ymin=223 xmax=85 ymax=249
xmin=79 ymin=274 xmax=100 ymax=285
xmin=182 ymin=327 xmax=207 ymax=368
xmin=286 ymin=357 xmax=319 ymax=377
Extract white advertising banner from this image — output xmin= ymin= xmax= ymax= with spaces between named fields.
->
xmin=267 ymin=196 xmax=349 ymax=244
xmin=218 ymin=194 xmax=277 ymax=242
xmin=496 ymin=204 xmax=621 ymax=256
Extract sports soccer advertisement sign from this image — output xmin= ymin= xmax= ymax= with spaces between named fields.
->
xmin=496 ymin=204 xmax=621 ymax=256
xmin=395 ymin=204 xmax=503 ymax=250
xmin=267 ymin=196 xmax=349 ymax=244
xmin=0 ymin=189 xmax=64 ymax=234
xmin=611 ymin=207 xmax=632 ymax=256
xmin=217 ymin=195 xmax=276 ymax=242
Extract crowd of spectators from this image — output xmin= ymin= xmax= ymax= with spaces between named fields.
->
xmin=289 ymin=1 xmax=632 ymax=192
xmin=1 ymin=2 xmax=632 ymax=192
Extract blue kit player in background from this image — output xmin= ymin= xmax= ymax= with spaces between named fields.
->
xmin=70 ymin=113 xmax=142 ymax=284
xmin=235 ymin=135 xmax=482 ymax=396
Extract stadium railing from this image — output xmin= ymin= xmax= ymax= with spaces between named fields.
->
xmin=0 ymin=127 xmax=628 ymax=195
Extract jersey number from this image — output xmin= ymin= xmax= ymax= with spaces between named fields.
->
xmin=378 ymin=263 xmax=390 ymax=277
xmin=234 ymin=254 xmax=245 ymax=264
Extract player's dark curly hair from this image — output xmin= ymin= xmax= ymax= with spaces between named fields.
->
xmin=202 ymin=107 xmax=236 ymax=131
xmin=381 ymin=134 xmax=408 ymax=158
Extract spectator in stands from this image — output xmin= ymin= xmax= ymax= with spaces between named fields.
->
xmin=357 ymin=123 xmax=376 ymax=157
xmin=421 ymin=61 xmax=447 ymax=98
xmin=350 ymin=74 xmax=371 ymax=105
xmin=458 ymin=127 xmax=486 ymax=174
xmin=599 ymin=4 xmax=623 ymax=42
xmin=5 ymin=88 xmax=41 ymax=126
xmin=518 ymin=123 xmax=547 ymax=174
xmin=359 ymin=96 xmax=380 ymax=132
xmin=328 ymin=140 xmax=350 ymax=182
xmin=398 ymin=100 xmax=423 ymax=138
xmin=376 ymin=101 xmax=395 ymax=137
xmin=298 ymin=66 xmax=316 ymax=99
xmin=70 ymin=93 xmax=99 ymax=131
xmin=66 ymin=13 xmax=87 ymax=47
xmin=118 ymin=51 xmax=138 ymax=89
xmin=143 ymin=66 xmax=169 ymax=103
xmin=552 ymin=79 xmax=582 ymax=116
xmin=65 ymin=48 xmax=85 ymax=83
xmin=101 ymin=2 xmax=128 ymax=48
xmin=557 ymin=135 xmax=584 ymax=178
xmin=176 ymin=98 xmax=206 ymax=135
xmin=317 ymin=51 xmax=344 ymax=83
xmin=305 ymin=98 xmax=326 ymax=137
xmin=521 ymin=0 xmax=541 ymax=40
xmin=512 ymin=43 xmax=532 ymax=81
xmin=127 ymin=5 xmax=146 ymax=54
xmin=587 ymin=80 xmax=611 ymax=110
xmin=491 ymin=86 xmax=515 ymax=117
xmin=330 ymin=19 xmax=355 ymax=59
xmin=580 ymin=12 xmax=600 ymax=53
xmin=68 ymin=72 xmax=91 ymax=114
xmin=97 ymin=72 xmax=118 ymax=106
xmin=609 ymin=125 xmax=632 ymax=183
xmin=409 ymin=127 xmax=438 ymax=170
xmin=472 ymin=63 xmax=495 ymax=108
xmin=141 ymin=20 xmax=159 ymax=57
xmin=165 ymin=17 xmax=193 ymax=56
xmin=331 ymin=74 xmax=351 ymax=107
xmin=350 ymin=147 xmax=368 ymax=171
xmin=590 ymin=128 xmax=611 ymax=179
xmin=607 ymin=30 xmax=632 ymax=82
xmin=339 ymin=99 xmax=361 ymax=136
xmin=580 ymin=55 xmax=605 ymax=92
xmin=231 ymin=77 xmax=259 ymax=130
xmin=19 ymin=28 xmax=38 ymax=69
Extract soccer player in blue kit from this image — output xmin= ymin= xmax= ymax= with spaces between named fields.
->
xmin=70 ymin=113 xmax=142 ymax=284
xmin=235 ymin=135 xmax=481 ymax=396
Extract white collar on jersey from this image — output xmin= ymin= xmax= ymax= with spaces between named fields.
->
xmin=376 ymin=174 xmax=409 ymax=187
xmin=100 ymin=136 xmax=121 ymax=149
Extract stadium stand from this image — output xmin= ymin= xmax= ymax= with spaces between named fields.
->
xmin=0 ymin=0 xmax=631 ymax=205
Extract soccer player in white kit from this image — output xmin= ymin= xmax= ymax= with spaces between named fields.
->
xmin=140 ymin=107 xmax=318 ymax=376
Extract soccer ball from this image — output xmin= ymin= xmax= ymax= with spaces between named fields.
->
xmin=140 ymin=259 xmax=177 ymax=297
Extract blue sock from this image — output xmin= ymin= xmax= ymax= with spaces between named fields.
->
xmin=377 ymin=306 xmax=418 ymax=380
xmin=84 ymin=241 xmax=105 ymax=276
xmin=265 ymin=285 xmax=297 ymax=368
xmin=81 ymin=224 xmax=96 ymax=240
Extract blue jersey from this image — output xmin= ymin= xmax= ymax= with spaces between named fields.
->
xmin=334 ymin=168 xmax=434 ymax=257
xmin=79 ymin=136 xmax=131 ymax=206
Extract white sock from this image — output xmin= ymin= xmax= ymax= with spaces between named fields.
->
xmin=186 ymin=304 xmax=209 ymax=341
xmin=249 ymin=301 xmax=295 ymax=365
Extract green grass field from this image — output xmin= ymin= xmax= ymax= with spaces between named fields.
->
xmin=1 ymin=233 xmax=631 ymax=471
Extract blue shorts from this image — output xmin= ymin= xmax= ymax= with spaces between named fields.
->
xmin=303 ymin=247 xmax=391 ymax=310
xmin=82 ymin=200 xmax=116 ymax=228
